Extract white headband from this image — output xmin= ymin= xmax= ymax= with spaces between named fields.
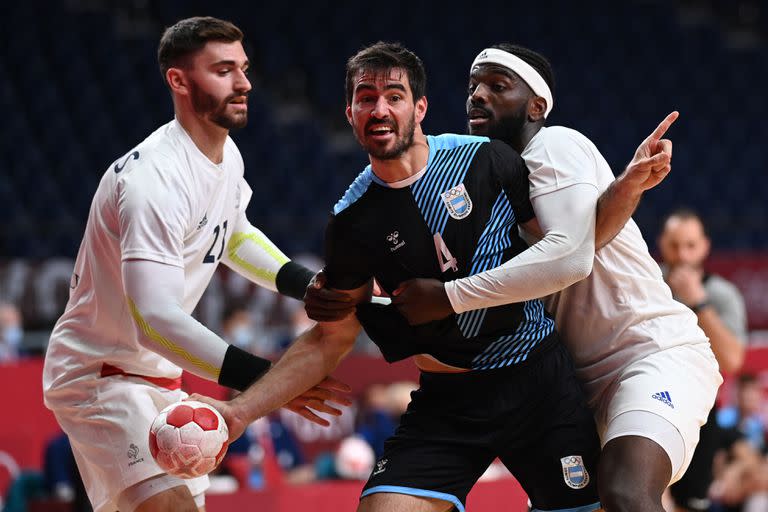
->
xmin=471 ymin=48 xmax=553 ymax=118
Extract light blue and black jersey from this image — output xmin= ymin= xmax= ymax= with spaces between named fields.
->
xmin=324 ymin=134 xmax=556 ymax=370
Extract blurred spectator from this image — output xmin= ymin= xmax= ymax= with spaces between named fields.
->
xmin=717 ymin=374 xmax=766 ymax=452
xmin=356 ymin=381 xmax=417 ymax=459
xmin=708 ymin=438 xmax=767 ymax=512
xmin=658 ymin=209 xmax=750 ymax=512
xmin=221 ymin=389 xmax=313 ymax=488
xmin=658 ymin=209 xmax=748 ymax=374
xmin=0 ymin=302 xmax=24 ymax=362
xmin=220 ymin=306 xmax=266 ymax=354
xmin=41 ymin=432 xmax=92 ymax=511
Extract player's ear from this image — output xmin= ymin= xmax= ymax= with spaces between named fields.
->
xmin=528 ymin=96 xmax=546 ymax=122
xmin=415 ymin=96 xmax=427 ymax=124
xmin=167 ymin=68 xmax=188 ymax=95
xmin=345 ymin=104 xmax=353 ymax=126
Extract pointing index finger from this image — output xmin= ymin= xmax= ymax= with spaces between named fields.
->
xmin=648 ymin=111 xmax=679 ymax=142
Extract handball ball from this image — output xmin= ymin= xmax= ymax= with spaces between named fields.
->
xmin=149 ymin=400 xmax=229 ymax=478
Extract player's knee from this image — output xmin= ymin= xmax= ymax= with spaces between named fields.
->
xmin=598 ymin=468 xmax=657 ymax=512
xmin=130 ymin=485 xmax=198 ymax=512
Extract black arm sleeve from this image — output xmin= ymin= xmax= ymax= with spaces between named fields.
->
xmin=217 ymin=345 xmax=272 ymax=392
xmin=488 ymin=140 xmax=535 ymax=223
xmin=275 ymin=261 xmax=315 ymax=301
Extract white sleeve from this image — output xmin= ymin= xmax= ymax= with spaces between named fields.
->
xmin=526 ymin=127 xmax=599 ymax=199
xmin=221 ymin=208 xmax=290 ymax=292
xmin=117 ymin=162 xmax=191 ymax=267
xmin=444 ymin=183 xmax=597 ymax=314
xmin=123 ymin=259 xmax=229 ymax=381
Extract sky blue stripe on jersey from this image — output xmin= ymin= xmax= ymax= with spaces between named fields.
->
xmin=333 ymin=168 xmax=374 ymax=215
xmin=457 ymin=307 xmax=486 ymax=337
xmin=472 ymin=300 xmax=555 ymax=369
xmin=484 ymin=301 xmax=549 ymax=364
xmin=473 ymin=300 xmax=555 ymax=369
xmin=456 ymin=192 xmax=515 ymax=339
xmin=469 ymin=192 xmax=515 ymax=276
xmin=361 ymin=486 xmax=464 ymax=512
xmin=413 ymin=144 xmax=471 ymax=233
xmin=411 ymin=138 xmax=483 ymax=236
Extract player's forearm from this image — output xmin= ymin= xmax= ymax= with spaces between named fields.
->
xmin=228 ymin=320 xmax=359 ymax=425
xmin=445 ymin=184 xmax=596 ymax=314
xmin=595 ymin=171 xmax=643 ymax=249
xmin=696 ymin=309 xmax=746 ymax=374
xmin=445 ymin=233 xmax=593 ymax=313
xmin=123 ymin=259 xmax=271 ymax=388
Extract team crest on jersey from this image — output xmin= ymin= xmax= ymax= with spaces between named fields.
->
xmin=560 ymin=455 xmax=590 ymax=489
xmin=440 ymin=183 xmax=473 ymax=220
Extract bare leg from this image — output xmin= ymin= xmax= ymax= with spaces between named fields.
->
xmin=132 ymin=485 xmax=199 ymax=512
xmin=358 ymin=493 xmax=456 ymax=512
xmin=598 ymin=436 xmax=672 ymax=512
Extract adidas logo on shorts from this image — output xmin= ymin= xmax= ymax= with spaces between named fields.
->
xmin=652 ymin=391 xmax=674 ymax=408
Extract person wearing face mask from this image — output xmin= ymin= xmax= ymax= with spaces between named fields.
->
xmin=0 ymin=302 xmax=23 ymax=362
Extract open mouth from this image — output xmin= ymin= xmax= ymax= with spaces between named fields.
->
xmin=367 ymin=125 xmax=395 ymax=138
xmin=468 ymin=107 xmax=490 ymax=126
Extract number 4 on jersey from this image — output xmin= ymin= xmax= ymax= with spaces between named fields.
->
xmin=433 ymin=233 xmax=458 ymax=273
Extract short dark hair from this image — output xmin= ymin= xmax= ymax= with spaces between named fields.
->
xmin=664 ymin=208 xmax=708 ymax=237
xmin=489 ymin=43 xmax=555 ymax=101
xmin=157 ymin=16 xmax=243 ymax=79
xmin=345 ymin=41 xmax=427 ymax=105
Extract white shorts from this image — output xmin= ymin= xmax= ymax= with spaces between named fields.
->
xmin=49 ymin=376 xmax=209 ymax=512
xmin=592 ymin=342 xmax=722 ymax=484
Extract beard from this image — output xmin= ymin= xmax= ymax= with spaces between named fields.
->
xmin=190 ymin=83 xmax=248 ymax=130
xmin=467 ymin=102 xmax=527 ymax=143
xmin=358 ymin=114 xmax=416 ymax=160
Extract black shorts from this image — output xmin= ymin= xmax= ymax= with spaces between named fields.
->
xmin=361 ymin=338 xmax=601 ymax=511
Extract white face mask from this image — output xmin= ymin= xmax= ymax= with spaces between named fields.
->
xmin=3 ymin=325 xmax=22 ymax=347
xmin=230 ymin=325 xmax=254 ymax=349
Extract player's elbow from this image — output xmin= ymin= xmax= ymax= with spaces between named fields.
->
xmin=547 ymin=232 xmax=594 ymax=286
xmin=716 ymin=344 xmax=746 ymax=375
xmin=571 ymin=247 xmax=594 ymax=282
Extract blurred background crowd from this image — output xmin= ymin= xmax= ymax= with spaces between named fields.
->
xmin=1 ymin=0 xmax=767 ymax=511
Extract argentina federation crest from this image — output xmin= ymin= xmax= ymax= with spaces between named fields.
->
xmin=560 ymin=455 xmax=590 ymax=489
xmin=440 ymin=183 xmax=473 ymax=220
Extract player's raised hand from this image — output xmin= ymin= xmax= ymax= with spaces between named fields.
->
xmin=391 ymin=278 xmax=454 ymax=325
xmin=186 ymin=393 xmax=248 ymax=444
xmin=304 ymin=270 xmax=355 ymax=322
xmin=282 ymin=376 xmax=353 ymax=427
xmin=623 ymin=111 xmax=678 ymax=192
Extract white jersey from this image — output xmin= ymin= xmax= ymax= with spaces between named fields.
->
xmin=523 ymin=126 xmax=709 ymax=402
xmin=43 ymin=119 xmax=250 ymax=397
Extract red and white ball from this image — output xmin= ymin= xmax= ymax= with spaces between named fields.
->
xmin=149 ymin=400 xmax=229 ymax=478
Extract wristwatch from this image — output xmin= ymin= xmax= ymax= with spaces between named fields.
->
xmin=690 ymin=300 xmax=711 ymax=314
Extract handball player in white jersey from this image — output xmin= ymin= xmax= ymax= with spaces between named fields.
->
xmin=384 ymin=44 xmax=722 ymax=512
xmin=42 ymin=17 xmax=352 ymax=512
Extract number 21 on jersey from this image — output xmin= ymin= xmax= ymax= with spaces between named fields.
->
xmin=203 ymin=220 xmax=228 ymax=264
xmin=433 ymin=233 xmax=458 ymax=273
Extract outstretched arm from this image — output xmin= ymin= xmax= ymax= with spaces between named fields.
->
xmin=595 ymin=111 xmax=677 ymax=248
xmin=191 ymin=283 xmax=370 ymax=442
xmin=392 ymin=183 xmax=597 ymax=324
